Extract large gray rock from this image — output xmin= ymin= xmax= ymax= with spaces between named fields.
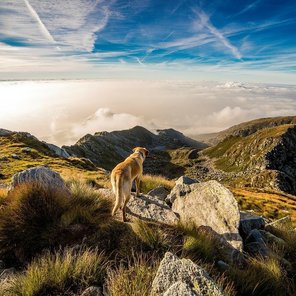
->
xmin=101 ymin=188 xmax=179 ymax=225
xmin=172 ymin=180 xmax=242 ymax=250
xmin=9 ymin=166 xmax=69 ymax=194
xmin=151 ymin=252 xmax=224 ymax=296
xmin=127 ymin=194 xmax=179 ymax=225
xmin=148 ymin=186 xmax=169 ymax=200
xmin=164 ymin=281 xmax=199 ymax=296
xmin=240 ymin=212 xmax=265 ymax=238
xmin=166 ymin=176 xmax=198 ymax=205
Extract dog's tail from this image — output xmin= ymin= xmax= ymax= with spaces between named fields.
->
xmin=111 ymin=172 xmax=123 ymax=216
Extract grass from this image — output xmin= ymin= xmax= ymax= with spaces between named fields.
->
xmin=229 ymin=256 xmax=295 ymax=296
xmin=178 ymin=222 xmax=219 ymax=262
xmin=231 ymin=187 xmax=296 ymax=225
xmin=106 ymin=254 xmax=158 ymax=296
xmin=131 ymin=219 xmax=168 ymax=250
xmin=0 ymin=180 xmax=112 ymax=265
xmin=0 ymin=247 xmax=106 ymax=296
xmin=140 ymin=174 xmax=174 ymax=194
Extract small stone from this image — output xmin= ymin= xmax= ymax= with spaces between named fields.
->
xmin=80 ymin=286 xmax=103 ymax=296
xmin=239 ymin=212 xmax=265 ymax=238
xmin=245 ymin=229 xmax=268 ymax=257
xmin=216 ymin=260 xmax=229 ymax=272
xmin=148 ymin=186 xmax=169 ymax=200
xmin=0 ymin=268 xmax=15 ymax=280
xmin=175 ymin=176 xmax=199 ymax=186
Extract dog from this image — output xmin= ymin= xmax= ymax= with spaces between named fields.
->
xmin=111 ymin=147 xmax=149 ymax=222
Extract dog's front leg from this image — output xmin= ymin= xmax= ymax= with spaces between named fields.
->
xmin=135 ymin=176 xmax=141 ymax=196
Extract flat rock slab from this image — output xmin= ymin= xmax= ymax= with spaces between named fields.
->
xmin=127 ymin=194 xmax=179 ymax=225
xmin=172 ymin=180 xmax=242 ymax=250
xmin=151 ymin=252 xmax=224 ymax=296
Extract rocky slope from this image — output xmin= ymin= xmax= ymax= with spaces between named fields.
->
xmin=195 ymin=116 xmax=296 ymax=145
xmin=202 ymin=123 xmax=296 ymax=195
xmin=0 ymin=130 xmax=108 ymax=185
xmin=63 ymin=126 xmax=207 ymax=172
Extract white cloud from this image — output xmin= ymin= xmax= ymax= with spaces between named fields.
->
xmin=0 ymin=80 xmax=295 ymax=145
xmin=71 ymin=108 xmax=153 ymax=141
xmin=194 ymin=9 xmax=242 ymax=59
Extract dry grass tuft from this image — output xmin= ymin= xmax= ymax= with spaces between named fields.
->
xmin=0 ymin=247 xmax=106 ymax=296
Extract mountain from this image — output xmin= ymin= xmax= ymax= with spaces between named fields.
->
xmin=0 ymin=130 xmax=108 ymax=185
xmin=200 ymin=122 xmax=296 ymax=195
xmin=194 ymin=116 xmax=296 ymax=145
xmin=63 ymin=126 xmax=207 ymax=172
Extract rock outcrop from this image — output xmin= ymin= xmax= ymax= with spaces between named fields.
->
xmin=9 ymin=166 xmax=69 ymax=194
xmin=172 ymin=180 xmax=242 ymax=250
xmin=127 ymin=194 xmax=179 ymax=225
xmin=151 ymin=252 xmax=224 ymax=296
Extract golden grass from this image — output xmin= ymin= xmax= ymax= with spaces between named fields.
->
xmin=231 ymin=187 xmax=296 ymax=224
xmin=106 ymin=255 xmax=158 ymax=296
xmin=141 ymin=174 xmax=174 ymax=194
xmin=131 ymin=219 xmax=168 ymax=250
xmin=229 ymin=256 xmax=295 ymax=296
xmin=0 ymin=247 xmax=106 ymax=296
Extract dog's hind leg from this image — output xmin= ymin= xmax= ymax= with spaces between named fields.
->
xmin=112 ymin=175 xmax=122 ymax=217
xmin=122 ymin=194 xmax=131 ymax=222
xmin=135 ymin=176 xmax=141 ymax=197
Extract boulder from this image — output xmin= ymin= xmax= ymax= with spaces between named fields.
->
xmin=127 ymin=194 xmax=179 ymax=225
xmin=166 ymin=176 xmax=199 ymax=205
xmin=166 ymin=184 xmax=192 ymax=205
xmin=80 ymin=286 xmax=103 ymax=296
xmin=240 ymin=212 xmax=265 ymax=238
xmin=244 ymin=229 xmax=268 ymax=257
xmin=9 ymin=166 xmax=69 ymax=194
xmin=151 ymin=252 xmax=224 ymax=296
xmin=148 ymin=186 xmax=169 ymax=200
xmin=175 ymin=176 xmax=199 ymax=186
xmin=172 ymin=180 xmax=242 ymax=250
xmin=163 ymin=281 xmax=199 ymax=296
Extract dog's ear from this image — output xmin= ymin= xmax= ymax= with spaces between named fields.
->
xmin=143 ymin=148 xmax=149 ymax=156
xmin=132 ymin=147 xmax=138 ymax=152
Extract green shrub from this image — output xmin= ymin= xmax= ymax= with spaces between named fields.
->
xmin=0 ymin=247 xmax=106 ymax=296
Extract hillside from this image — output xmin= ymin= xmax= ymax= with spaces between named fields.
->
xmin=195 ymin=116 xmax=296 ymax=145
xmin=63 ymin=126 xmax=207 ymax=172
xmin=202 ymin=124 xmax=296 ymax=195
xmin=0 ymin=130 xmax=108 ymax=186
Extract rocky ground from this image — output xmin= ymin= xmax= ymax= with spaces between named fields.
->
xmin=0 ymin=166 xmax=295 ymax=296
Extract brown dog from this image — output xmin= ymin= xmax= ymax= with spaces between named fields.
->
xmin=111 ymin=147 xmax=149 ymax=222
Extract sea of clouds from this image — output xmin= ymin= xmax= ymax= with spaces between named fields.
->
xmin=1 ymin=79 xmax=296 ymax=146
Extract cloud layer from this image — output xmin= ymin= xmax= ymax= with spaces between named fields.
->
xmin=0 ymin=80 xmax=295 ymax=145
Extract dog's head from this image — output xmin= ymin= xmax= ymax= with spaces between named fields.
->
xmin=132 ymin=147 xmax=149 ymax=159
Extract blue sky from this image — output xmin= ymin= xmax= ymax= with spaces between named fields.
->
xmin=0 ymin=0 xmax=296 ymax=83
